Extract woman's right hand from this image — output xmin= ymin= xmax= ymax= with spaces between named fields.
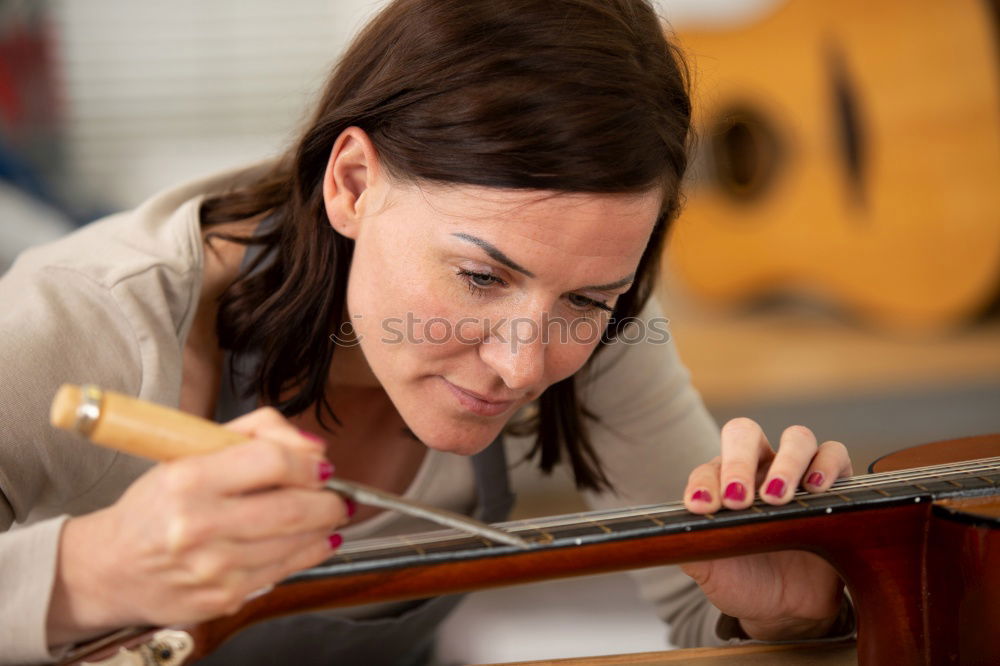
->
xmin=47 ymin=407 xmax=349 ymax=647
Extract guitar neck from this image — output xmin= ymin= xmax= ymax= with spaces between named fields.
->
xmin=289 ymin=455 xmax=1000 ymax=583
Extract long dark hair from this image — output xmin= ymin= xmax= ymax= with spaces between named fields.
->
xmin=200 ymin=0 xmax=692 ymax=492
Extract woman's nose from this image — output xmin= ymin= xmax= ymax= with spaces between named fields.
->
xmin=478 ymin=316 xmax=546 ymax=391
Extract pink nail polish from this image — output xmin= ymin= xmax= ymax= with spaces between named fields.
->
xmin=724 ymin=481 xmax=746 ymax=502
xmin=691 ymin=489 xmax=712 ymax=503
xmin=318 ymin=460 xmax=334 ymax=482
xmin=765 ymin=478 xmax=785 ymax=498
xmin=345 ymin=498 xmax=357 ymax=517
xmin=807 ymin=472 xmax=824 ymax=487
xmin=328 ymin=533 xmax=343 ymax=550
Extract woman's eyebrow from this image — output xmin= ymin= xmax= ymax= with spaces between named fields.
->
xmin=451 ymin=233 xmax=536 ymax=278
xmin=450 ymin=232 xmax=634 ymax=291
xmin=581 ymin=274 xmax=635 ymax=291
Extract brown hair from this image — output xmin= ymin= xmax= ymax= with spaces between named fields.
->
xmin=201 ymin=0 xmax=692 ymax=492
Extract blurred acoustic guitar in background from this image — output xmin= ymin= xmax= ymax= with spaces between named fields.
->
xmin=666 ymin=0 xmax=1000 ymax=333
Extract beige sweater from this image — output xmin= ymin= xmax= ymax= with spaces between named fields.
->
xmin=0 ymin=165 xmax=728 ymax=664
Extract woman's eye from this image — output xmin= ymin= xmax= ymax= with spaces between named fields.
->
xmin=568 ymin=293 xmax=613 ymax=313
xmin=469 ymin=272 xmax=498 ymax=287
xmin=457 ymin=269 xmax=612 ymax=314
xmin=457 ymin=269 xmax=505 ymax=294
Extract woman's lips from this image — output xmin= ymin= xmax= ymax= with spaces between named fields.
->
xmin=440 ymin=377 xmax=515 ymax=417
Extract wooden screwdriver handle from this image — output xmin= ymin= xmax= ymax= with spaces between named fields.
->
xmin=49 ymin=383 xmax=248 ymax=461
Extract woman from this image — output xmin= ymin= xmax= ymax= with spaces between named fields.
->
xmin=0 ymin=0 xmax=854 ymax=663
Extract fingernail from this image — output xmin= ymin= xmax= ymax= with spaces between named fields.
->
xmin=345 ymin=498 xmax=357 ymax=517
xmin=300 ymin=429 xmax=325 ymax=445
xmin=691 ymin=489 xmax=712 ymax=503
xmin=765 ymin=478 xmax=786 ymax=498
xmin=807 ymin=472 xmax=824 ymax=487
xmin=724 ymin=481 xmax=746 ymax=502
xmin=328 ymin=533 xmax=343 ymax=550
xmin=318 ymin=460 xmax=334 ymax=482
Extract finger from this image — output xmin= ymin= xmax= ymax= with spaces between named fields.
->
xmin=719 ymin=418 xmax=774 ymax=510
xmin=684 ymin=456 xmax=723 ymax=514
xmin=296 ymin=429 xmax=328 ymax=454
xmin=183 ymin=437 xmax=332 ymax=496
xmin=239 ymin=532 xmax=344 ymax=599
xmin=216 ymin=487 xmax=349 ymax=540
xmin=254 ymin=425 xmax=327 ymax=456
xmin=223 ymin=406 xmax=325 ymax=454
xmin=802 ymin=440 xmax=853 ymax=492
xmin=759 ymin=425 xmax=819 ymax=504
xmin=227 ymin=528 xmax=335 ymax=570
xmin=169 ymin=527 xmax=333 ymax=589
xmin=170 ymin=530 xmax=340 ymax=620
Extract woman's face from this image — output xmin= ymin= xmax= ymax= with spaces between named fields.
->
xmin=326 ymin=135 xmax=661 ymax=455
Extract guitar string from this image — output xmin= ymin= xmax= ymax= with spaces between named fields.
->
xmin=327 ymin=456 xmax=1000 ymax=558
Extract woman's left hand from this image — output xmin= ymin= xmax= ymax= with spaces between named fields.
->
xmin=681 ymin=418 xmax=854 ymax=641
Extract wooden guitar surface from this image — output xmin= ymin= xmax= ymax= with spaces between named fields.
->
xmin=666 ymin=0 xmax=1000 ymax=332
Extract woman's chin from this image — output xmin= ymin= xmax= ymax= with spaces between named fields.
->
xmin=412 ymin=422 xmax=504 ymax=456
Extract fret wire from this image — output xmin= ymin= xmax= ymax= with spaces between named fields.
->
xmin=530 ymin=505 xmax=689 ymax=530
xmin=335 ymin=533 xmax=433 ymax=553
xmin=501 ymin=504 xmax=687 ymax=531
xmin=924 ymin=468 xmax=960 ymax=489
xmin=639 ymin=511 xmax=665 ymax=527
xmin=397 ymin=534 xmax=425 ymax=556
xmin=837 ymin=478 xmax=888 ymax=496
xmin=520 ymin=520 xmax=555 ymax=543
xmin=581 ymin=516 xmax=613 ymax=535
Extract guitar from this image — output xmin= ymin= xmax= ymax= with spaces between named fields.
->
xmin=51 ymin=389 xmax=999 ymax=665
xmin=665 ymin=0 xmax=1000 ymax=333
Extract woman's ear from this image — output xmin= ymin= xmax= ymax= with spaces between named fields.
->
xmin=323 ymin=127 xmax=382 ymax=240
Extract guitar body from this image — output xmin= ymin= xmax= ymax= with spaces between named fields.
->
xmin=666 ymin=0 xmax=1000 ymax=332
xmin=873 ymin=434 xmax=1000 ymax=665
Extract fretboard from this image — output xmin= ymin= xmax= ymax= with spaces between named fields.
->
xmin=283 ymin=455 xmax=1000 ymax=585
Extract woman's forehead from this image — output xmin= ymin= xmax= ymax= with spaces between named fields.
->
xmin=388 ymin=181 xmax=660 ymax=254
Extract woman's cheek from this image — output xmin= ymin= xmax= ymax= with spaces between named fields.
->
xmin=546 ymin=334 xmax=603 ymax=385
xmin=453 ymin=316 xmax=484 ymax=348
